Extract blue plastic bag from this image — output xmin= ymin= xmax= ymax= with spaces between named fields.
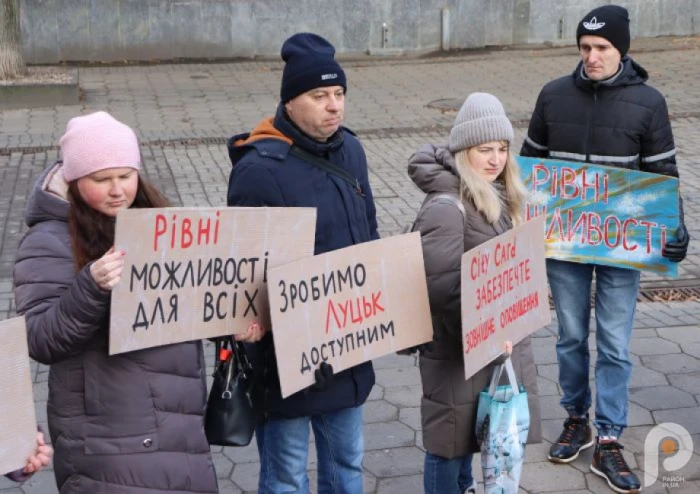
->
xmin=475 ymin=358 xmax=530 ymax=494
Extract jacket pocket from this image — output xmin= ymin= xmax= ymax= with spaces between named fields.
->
xmin=83 ymin=430 xmax=160 ymax=455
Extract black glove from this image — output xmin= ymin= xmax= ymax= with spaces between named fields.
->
xmin=312 ymin=362 xmax=334 ymax=392
xmin=397 ymin=341 xmax=434 ymax=356
xmin=663 ymin=224 xmax=689 ymax=262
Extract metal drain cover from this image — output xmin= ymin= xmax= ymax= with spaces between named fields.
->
xmin=640 ymin=287 xmax=700 ymax=302
xmin=426 ymin=98 xmax=462 ymax=112
xmin=546 ymin=285 xmax=700 ymax=307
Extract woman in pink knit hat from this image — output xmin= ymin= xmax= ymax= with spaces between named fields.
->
xmin=13 ymin=111 xmax=264 ymax=493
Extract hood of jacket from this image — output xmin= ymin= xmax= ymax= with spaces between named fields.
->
xmin=25 ymin=162 xmax=70 ymax=228
xmin=408 ymin=143 xmax=460 ymax=195
xmin=228 ymin=104 xmax=346 ymax=167
xmin=573 ymin=56 xmax=649 ymax=92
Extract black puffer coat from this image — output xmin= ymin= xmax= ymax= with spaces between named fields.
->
xmin=520 ymin=57 xmax=684 ymax=222
xmin=13 ymin=163 xmax=217 ymax=494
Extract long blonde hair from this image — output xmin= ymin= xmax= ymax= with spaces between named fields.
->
xmin=454 ymin=142 xmax=527 ymax=226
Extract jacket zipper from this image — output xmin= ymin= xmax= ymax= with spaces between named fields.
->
xmin=585 ymin=89 xmax=598 ymax=162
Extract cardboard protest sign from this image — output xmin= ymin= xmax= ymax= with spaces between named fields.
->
xmin=461 ymin=215 xmax=551 ymax=380
xmin=110 ymin=207 xmax=316 ymax=355
xmin=517 ymin=156 xmax=680 ymax=276
xmin=268 ymin=232 xmax=433 ymax=398
xmin=0 ymin=317 xmax=38 ymax=474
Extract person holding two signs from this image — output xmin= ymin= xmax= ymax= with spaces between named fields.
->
xmin=407 ymin=93 xmax=542 ymax=494
xmin=227 ymin=33 xmax=380 ymax=494
xmin=13 ymin=111 xmax=263 ymax=493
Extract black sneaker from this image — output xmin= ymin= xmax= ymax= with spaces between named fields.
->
xmin=548 ymin=415 xmax=595 ymax=463
xmin=590 ymin=438 xmax=641 ymax=493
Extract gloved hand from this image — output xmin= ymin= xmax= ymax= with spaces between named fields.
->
xmin=312 ymin=362 xmax=334 ymax=392
xmin=397 ymin=341 xmax=434 ymax=356
xmin=663 ymin=224 xmax=689 ymax=262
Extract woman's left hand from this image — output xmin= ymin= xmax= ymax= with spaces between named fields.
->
xmin=23 ymin=432 xmax=53 ymax=474
xmin=505 ymin=340 xmax=513 ymax=355
xmin=235 ymin=321 xmax=266 ymax=343
xmin=492 ymin=340 xmax=514 ymax=365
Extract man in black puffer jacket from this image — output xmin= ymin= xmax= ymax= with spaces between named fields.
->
xmin=521 ymin=5 xmax=688 ymax=494
xmin=227 ymin=33 xmax=379 ymax=494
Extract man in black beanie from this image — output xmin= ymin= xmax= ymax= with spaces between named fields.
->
xmin=521 ymin=5 xmax=688 ymax=494
xmin=227 ymin=32 xmax=378 ymax=494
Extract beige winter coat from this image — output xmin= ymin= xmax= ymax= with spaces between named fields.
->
xmin=408 ymin=143 xmax=542 ymax=459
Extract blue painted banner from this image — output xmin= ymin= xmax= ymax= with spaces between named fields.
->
xmin=516 ymin=157 xmax=680 ymax=276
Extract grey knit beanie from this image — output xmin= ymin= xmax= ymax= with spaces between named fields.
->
xmin=449 ymin=92 xmax=514 ymax=153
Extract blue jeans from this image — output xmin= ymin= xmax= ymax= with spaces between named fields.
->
xmin=256 ymin=406 xmax=364 ymax=494
xmin=547 ymin=259 xmax=640 ymax=438
xmin=424 ymin=452 xmax=475 ymax=494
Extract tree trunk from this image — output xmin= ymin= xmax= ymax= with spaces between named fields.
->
xmin=0 ymin=0 xmax=26 ymax=79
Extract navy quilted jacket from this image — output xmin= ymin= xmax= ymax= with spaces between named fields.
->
xmin=227 ymin=104 xmax=378 ymax=418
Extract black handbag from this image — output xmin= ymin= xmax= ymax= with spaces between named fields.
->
xmin=204 ymin=337 xmax=261 ymax=447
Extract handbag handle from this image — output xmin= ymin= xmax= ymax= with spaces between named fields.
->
xmin=214 ymin=336 xmax=235 ymax=398
xmin=221 ymin=346 xmax=236 ymax=399
xmin=214 ymin=336 xmax=249 ymax=372
xmin=230 ymin=338 xmax=252 ymax=380
xmin=487 ymin=357 xmax=520 ymax=397
xmin=214 ymin=336 xmax=237 ymax=366
xmin=214 ymin=335 xmax=255 ymax=405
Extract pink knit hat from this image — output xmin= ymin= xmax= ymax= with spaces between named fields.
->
xmin=60 ymin=111 xmax=141 ymax=182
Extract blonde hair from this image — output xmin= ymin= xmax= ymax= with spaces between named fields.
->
xmin=454 ymin=142 xmax=528 ymax=226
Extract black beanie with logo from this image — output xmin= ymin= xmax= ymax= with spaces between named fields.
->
xmin=576 ymin=5 xmax=631 ymax=57
xmin=280 ymin=33 xmax=347 ymax=103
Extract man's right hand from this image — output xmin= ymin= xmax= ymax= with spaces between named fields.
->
xmin=312 ymin=362 xmax=334 ymax=391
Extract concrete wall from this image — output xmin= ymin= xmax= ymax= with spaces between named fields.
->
xmin=20 ymin=0 xmax=700 ymax=63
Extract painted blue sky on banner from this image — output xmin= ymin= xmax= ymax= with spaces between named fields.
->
xmin=516 ymin=157 xmax=679 ymax=277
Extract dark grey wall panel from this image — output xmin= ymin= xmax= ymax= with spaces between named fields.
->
xmin=19 ymin=0 xmax=700 ymax=63
xmin=87 ymin=0 xmax=120 ymax=60
xmin=55 ymin=0 xmax=90 ymax=61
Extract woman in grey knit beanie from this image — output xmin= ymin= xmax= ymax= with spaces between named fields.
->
xmin=406 ymin=92 xmax=540 ymax=494
xmin=448 ymin=92 xmax=527 ymax=225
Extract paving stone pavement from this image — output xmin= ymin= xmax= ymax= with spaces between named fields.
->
xmin=1 ymin=36 xmax=700 ymax=493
